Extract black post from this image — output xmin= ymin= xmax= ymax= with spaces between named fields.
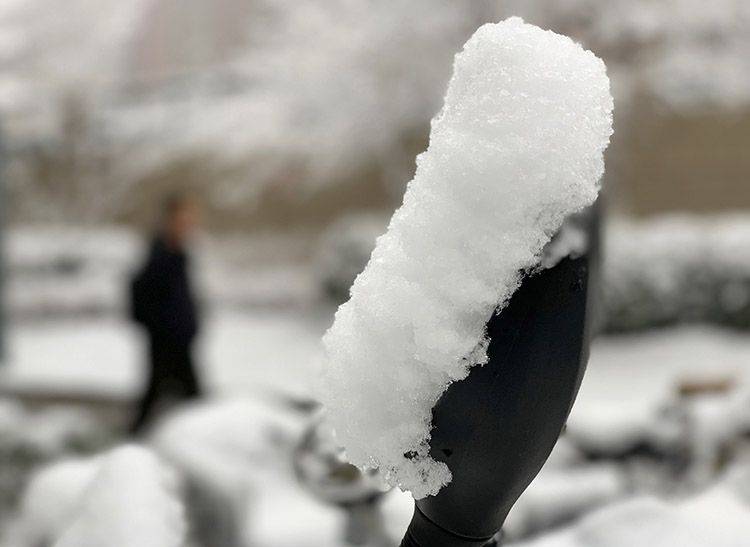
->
xmin=400 ymin=207 xmax=600 ymax=547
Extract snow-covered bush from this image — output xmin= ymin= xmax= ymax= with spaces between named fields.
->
xmin=318 ymin=214 xmax=750 ymax=333
xmin=602 ymin=216 xmax=750 ymax=332
xmin=6 ymin=227 xmax=141 ymax=319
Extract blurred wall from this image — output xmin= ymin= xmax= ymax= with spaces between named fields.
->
xmin=618 ymin=104 xmax=750 ymax=215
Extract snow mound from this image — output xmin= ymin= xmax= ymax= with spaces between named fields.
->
xmin=52 ymin=445 xmax=185 ymax=547
xmin=321 ymin=17 xmax=613 ymax=499
xmin=12 ymin=457 xmax=101 ymax=547
xmin=151 ymin=398 xmax=305 ymax=493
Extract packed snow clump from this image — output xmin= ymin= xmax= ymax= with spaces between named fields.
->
xmin=321 ymin=17 xmax=613 ymax=499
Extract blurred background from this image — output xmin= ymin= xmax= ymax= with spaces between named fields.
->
xmin=0 ymin=1 xmax=749 ymax=546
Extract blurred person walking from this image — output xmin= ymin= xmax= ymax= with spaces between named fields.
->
xmin=129 ymin=193 xmax=202 ymax=433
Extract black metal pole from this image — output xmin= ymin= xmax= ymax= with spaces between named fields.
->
xmin=400 ymin=206 xmax=601 ymax=547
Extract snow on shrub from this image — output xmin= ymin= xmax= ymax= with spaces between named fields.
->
xmin=603 ymin=215 xmax=750 ymax=331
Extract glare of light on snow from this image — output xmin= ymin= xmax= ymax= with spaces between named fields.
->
xmin=321 ymin=18 xmax=613 ymax=499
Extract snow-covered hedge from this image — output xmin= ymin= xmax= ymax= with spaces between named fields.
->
xmin=602 ymin=216 xmax=750 ymax=332
xmin=317 ymin=213 xmax=750 ymax=332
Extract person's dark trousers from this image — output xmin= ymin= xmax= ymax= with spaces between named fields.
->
xmin=130 ymin=335 xmax=201 ymax=434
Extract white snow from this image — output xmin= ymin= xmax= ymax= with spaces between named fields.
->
xmin=3 ymin=313 xmax=750 ymax=544
xmin=568 ymin=326 xmax=750 ymax=456
xmin=0 ymin=316 xmax=142 ymax=398
xmin=513 ymin=481 xmax=750 ymax=547
xmin=150 ymin=397 xmax=305 ymax=495
xmin=4 ymin=315 xmax=748 ymax=433
xmin=202 ymin=309 xmax=325 ymax=401
xmin=504 ymin=464 xmax=626 ymax=540
xmin=250 ymin=479 xmax=415 ymax=547
xmin=603 ymin=215 xmax=750 ymax=330
xmin=10 ymin=457 xmax=101 ymax=547
xmin=149 ymin=398 xmax=307 ymax=547
xmin=51 ymin=446 xmax=185 ymax=547
xmin=321 ymin=17 xmax=613 ymax=499
xmin=0 ymin=309 xmax=325 ymax=401
xmin=8 ymin=445 xmax=185 ymax=547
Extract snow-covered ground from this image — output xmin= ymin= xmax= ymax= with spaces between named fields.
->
xmin=513 ymin=485 xmax=750 ymax=547
xmin=4 ymin=310 xmax=749 ymax=409
xmin=2 ymin=308 xmax=750 ymax=545
xmin=0 ymin=308 xmax=329 ymax=402
xmin=4 ymin=221 xmax=750 ymax=545
xmin=573 ymin=327 xmax=750 ymax=442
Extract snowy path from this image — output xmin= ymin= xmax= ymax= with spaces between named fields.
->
xmin=0 ymin=309 xmax=330 ymax=401
xmin=2 ymin=310 xmax=748 ymax=418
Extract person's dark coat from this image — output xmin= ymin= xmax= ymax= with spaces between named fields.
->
xmin=129 ymin=236 xmax=201 ymax=432
xmin=131 ymin=236 xmax=199 ymax=345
